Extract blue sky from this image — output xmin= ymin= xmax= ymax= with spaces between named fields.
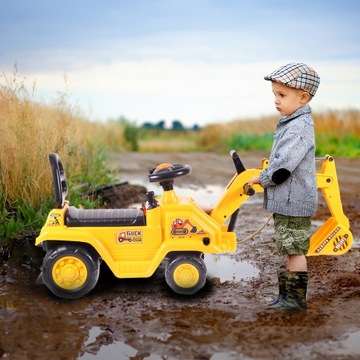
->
xmin=1 ymin=0 xmax=359 ymax=126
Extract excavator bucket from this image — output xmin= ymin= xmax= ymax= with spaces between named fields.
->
xmin=307 ymin=156 xmax=353 ymax=256
xmin=308 ymin=217 xmax=353 ymax=255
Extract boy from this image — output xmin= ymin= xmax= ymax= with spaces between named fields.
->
xmin=248 ymin=62 xmax=320 ymax=311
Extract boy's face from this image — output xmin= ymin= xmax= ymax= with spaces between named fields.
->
xmin=271 ymin=82 xmax=309 ymax=116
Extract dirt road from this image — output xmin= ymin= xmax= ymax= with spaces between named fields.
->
xmin=1 ymin=152 xmax=359 ymax=360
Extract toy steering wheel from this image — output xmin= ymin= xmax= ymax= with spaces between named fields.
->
xmin=148 ymin=163 xmax=191 ymax=183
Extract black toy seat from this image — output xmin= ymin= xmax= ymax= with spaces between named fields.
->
xmin=66 ymin=207 xmax=145 ymax=227
xmin=49 ymin=153 xmax=145 ymax=227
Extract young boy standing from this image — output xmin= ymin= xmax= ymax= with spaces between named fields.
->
xmin=249 ymin=62 xmax=320 ymax=311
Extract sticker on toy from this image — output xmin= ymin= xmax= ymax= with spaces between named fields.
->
xmin=116 ymin=230 xmax=143 ymax=244
xmin=171 ymin=218 xmax=197 ymax=236
xmin=48 ymin=213 xmax=60 ymax=226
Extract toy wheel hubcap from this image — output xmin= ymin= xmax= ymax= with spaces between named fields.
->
xmin=173 ymin=263 xmax=199 ymax=288
xmin=52 ymin=256 xmax=88 ymax=290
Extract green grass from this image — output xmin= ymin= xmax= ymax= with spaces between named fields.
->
xmin=315 ymin=134 xmax=360 ymax=157
xmin=223 ymin=132 xmax=360 ymax=157
xmin=228 ymin=133 xmax=273 ymax=152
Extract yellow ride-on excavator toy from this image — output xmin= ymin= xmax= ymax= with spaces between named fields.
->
xmin=35 ymin=151 xmax=353 ymax=299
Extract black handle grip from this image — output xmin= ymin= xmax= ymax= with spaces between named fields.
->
xmin=243 ymin=183 xmax=255 ymax=196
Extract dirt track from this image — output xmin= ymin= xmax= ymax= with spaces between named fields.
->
xmin=1 ymin=152 xmax=359 ymax=360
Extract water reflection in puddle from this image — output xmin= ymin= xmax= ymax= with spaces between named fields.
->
xmin=80 ymin=327 xmax=163 ymax=360
xmin=144 ymin=181 xmax=226 ymax=207
xmin=80 ymin=327 xmax=242 ymax=360
xmin=328 ymin=330 xmax=360 ymax=356
xmin=205 ymin=254 xmax=259 ymax=282
xmin=132 ymin=179 xmax=264 ymax=208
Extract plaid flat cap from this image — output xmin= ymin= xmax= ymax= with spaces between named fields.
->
xmin=264 ymin=63 xmax=320 ymax=96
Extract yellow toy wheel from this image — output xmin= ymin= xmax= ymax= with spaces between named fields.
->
xmin=173 ymin=263 xmax=200 ymax=288
xmin=40 ymin=244 xmax=100 ymax=299
xmin=165 ymin=253 xmax=207 ymax=295
xmin=52 ymin=256 xmax=88 ymax=290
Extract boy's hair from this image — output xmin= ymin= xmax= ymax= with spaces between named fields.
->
xmin=264 ymin=63 xmax=320 ymax=96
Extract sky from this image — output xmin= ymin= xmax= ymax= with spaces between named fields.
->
xmin=1 ymin=0 xmax=359 ymax=127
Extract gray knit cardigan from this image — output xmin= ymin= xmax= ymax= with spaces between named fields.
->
xmin=259 ymin=106 xmax=318 ymax=217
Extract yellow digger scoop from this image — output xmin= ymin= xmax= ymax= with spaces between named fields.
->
xmin=308 ymin=155 xmax=353 ymax=256
xmin=308 ymin=217 xmax=353 ymax=256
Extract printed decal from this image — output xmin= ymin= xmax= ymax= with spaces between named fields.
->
xmin=333 ymin=234 xmax=349 ymax=252
xmin=316 ymin=226 xmax=340 ymax=253
xmin=171 ymin=218 xmax=198 ymax=236
xmin=48 ymin=213 xmax=60 ymax=227
xmin=117 ymin=230 xmax=143 ymax=244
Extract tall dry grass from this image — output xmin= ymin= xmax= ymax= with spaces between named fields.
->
xmin=0 ymin=68 xmax=123 ymax=213
xmin=313 ymin=109 xmax=360 ymax=137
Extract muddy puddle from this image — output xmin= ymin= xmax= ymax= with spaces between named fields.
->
xmin=0 ymin=182 xmax=263 ymax=360
xmin=0 ymin=238 xmax=262 ymax=360
xmin=1 ymin=152 xmax=360 ymax=360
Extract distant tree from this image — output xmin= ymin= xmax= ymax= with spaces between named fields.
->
xmin=155 ymin=120 xmax=166 ymax=130
xmin=142 ymin=122 xmax=154 ymax=129
xmin=172 ymin=120 xmax=184 ymax=131
xmin=192 ymin=124 xmax=201 ymax=131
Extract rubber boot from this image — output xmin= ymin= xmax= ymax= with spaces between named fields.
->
xmin=280 ymin=271 xmax=308 ymax=311
xmin=267 ymin=270 xmax=286 ymax=308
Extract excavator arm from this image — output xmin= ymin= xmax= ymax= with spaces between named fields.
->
xmin=211 ymin=153 xmax=352 ymax=256
xmin=210 ymin=159 xmax=266 ymax=225
xmin=308 ymin=155 xmax=353 ymax=255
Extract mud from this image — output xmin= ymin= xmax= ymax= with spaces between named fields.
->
xmin=1 ymin=152 xmax=359 ymax=360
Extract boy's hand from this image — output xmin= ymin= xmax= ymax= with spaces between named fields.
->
xmin=248 ymin=176 xmax=261 ymax=187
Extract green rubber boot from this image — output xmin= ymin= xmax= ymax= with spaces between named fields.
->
xmin=280 ymin=271 xmax=308 ymax=311
xmin=267 ymin=270 xmax=286 ymax=308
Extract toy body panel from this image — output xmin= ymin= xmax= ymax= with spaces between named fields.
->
xmin=36 ymin=193 xmax=237 ymax=280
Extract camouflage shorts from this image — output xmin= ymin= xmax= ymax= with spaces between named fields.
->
xmin=273 ymin=214 xmax=312 ymax=255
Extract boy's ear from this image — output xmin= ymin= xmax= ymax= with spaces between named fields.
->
xmin=300 ymin=91 xmax=311 ymax=103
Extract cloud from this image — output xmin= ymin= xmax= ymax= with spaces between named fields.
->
xmin=309 ymin=61 xmax=360 ymax=111
xmin=2 ymin=0 xmax=359 ymax=127
xmin=23 ymin=59 xmax=359 ymax=127
xmin=28 ymin=60 xmax=276 ymax=125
